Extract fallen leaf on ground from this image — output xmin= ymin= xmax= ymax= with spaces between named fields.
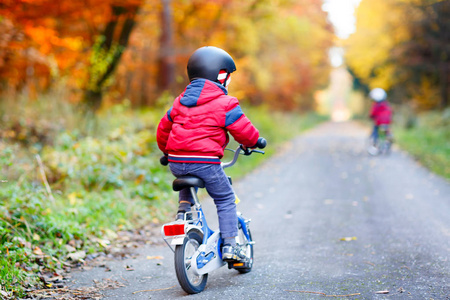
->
xmin=33 ymin=247 xmax=45 ymax=256
xmin=125 ymin=265 xmax=135 ymax=271
xmin=146 ymin=256 xmax=164 ymax=260
xmin=324 ymin=199 xmax=334 ymax=205
xmin=340 ymin=237 xmax=357 ymax=242
xmin=94 ymin=278 xmax=125 ymax=289
xmin=132 ymin=285 xmax=176 ymax=294
xmin=67 ymin=251 xmax=86 ymax=261
xmin=65 ymin=245 xmax=76 ymax=253
xmin=97 ymin=238 xmax=111 ymax=247
xmin=46 ymin=275 xmax=64 ymax=282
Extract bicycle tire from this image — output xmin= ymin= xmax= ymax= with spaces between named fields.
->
xmin=378 ymin=126 xmax=392 ymax=155
xmin=380 ymin=141 xmax=389 ymax=155
xmin=174 ymin=231 xmax=208 ymax=294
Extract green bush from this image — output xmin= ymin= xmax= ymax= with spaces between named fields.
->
xmin=0 ymin=101 xmax=326 ymax=297
xmin=0 ymin=109 xmax=175 ymax=297
xmin=394 ymin=109 xmax=450 ymax=179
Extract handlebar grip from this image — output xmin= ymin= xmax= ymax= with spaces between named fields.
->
xmin=160 ymin=155 xmax=169 ymax=166
xmin=256 ymin=137 xmax=267 ymax=149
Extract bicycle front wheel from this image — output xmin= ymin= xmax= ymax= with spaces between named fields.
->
xmin=233 ymin=223 xmax=254 ymax=274
xmin=174 ymin=231 xmax=208 ymax=294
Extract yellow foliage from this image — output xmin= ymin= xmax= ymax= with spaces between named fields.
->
xmin=413 ymin=77 xmax=441 ymax=110
xmin=345 ymin=0 xmax=413 ymax=89
xmin=345 ymin=0 xmax=447 ymax=111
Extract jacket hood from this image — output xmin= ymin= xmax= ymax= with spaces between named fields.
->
xmin=180 ymin=79 xmax=228 ymax=107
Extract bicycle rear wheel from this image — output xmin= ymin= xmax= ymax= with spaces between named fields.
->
xmin=378 ymin=126 xmax=392 ymax=155
xmin=174 ymin=231 xmax=208 ymax=294
xmin=379 ymin=140 xmax=391 ymax=155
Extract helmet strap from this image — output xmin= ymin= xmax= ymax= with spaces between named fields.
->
xmin=217 ymin=70 xmax=231 ymax=88
xmin=224 ymin=73 xmax=231 ymax=88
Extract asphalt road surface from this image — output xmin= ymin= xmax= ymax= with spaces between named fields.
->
xmin=70 ymin=121 xmax=450 ymax=299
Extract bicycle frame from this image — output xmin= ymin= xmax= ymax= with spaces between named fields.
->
xmin=161 ymin=146 xmax=256 ymax=275
xmin=368 ymin=124 xmax=392 ymax=156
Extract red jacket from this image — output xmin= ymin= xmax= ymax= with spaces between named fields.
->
xmin=370 ymin=101 xmax=392 ymax=125
xmin=157 ymin=79 xmax=259 ymax=164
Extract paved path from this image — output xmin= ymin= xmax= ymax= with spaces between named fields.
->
xmin=70 ymin=121 xmax=450 ymax=299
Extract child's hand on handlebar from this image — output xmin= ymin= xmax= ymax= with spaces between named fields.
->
xmin=240 ymin=145 xmax=253 ymax=156
xmin=240 ymin=137 xmax=267 ymax=155
xmin=160 ymin=155 xmax=169 ymax=166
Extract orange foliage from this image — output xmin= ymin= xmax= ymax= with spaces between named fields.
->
xmin=114 ymin=0 xmax=333 ymax=110
xmin=1 ymin=0 xmax=332 ymax=111
xmin=0 ymin=0 xmax=143 ymax=96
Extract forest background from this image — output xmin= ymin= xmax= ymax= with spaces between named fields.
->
xmin=0 ymin=0 xmax=448 ymax=297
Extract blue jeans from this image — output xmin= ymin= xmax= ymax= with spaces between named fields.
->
xmin=371 ymin=125 xmax=379 ymax=144
xmin=169 ymin=163 xmax=237 ymax=238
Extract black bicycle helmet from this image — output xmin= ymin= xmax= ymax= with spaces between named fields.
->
xmin=187 ymin=46 xmax=236 ymax=85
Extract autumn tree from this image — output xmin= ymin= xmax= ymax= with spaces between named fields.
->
xmin=345 ymin=0 xmax=449 ymax=110
xmin=0 ymin=0 xmax=143 ymax=109
xmin=397 ymin=0 xmax=449 ymax=109
xmin=115 ymin=0 xmax=333 ymax=110
xmin=1 ymin=0 xmax=333 ymax=112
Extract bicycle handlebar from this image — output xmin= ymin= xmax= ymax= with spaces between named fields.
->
xmin=256 ymin=137 xmax=267 ymax=149
xmin=222 ymin=137 xmax=267 ymax=169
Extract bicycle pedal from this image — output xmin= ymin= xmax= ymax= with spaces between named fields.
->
xmin=228 ymin=260 xmax=251 ymax=270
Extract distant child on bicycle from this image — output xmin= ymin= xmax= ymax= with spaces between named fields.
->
xmin=156 ymin=46 xmax=260 ymax=262
xmin=369 ymin=88 xmax=393 ymax=144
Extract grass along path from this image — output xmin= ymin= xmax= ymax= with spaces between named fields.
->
xmin=393 ymin=110 xmax=450 ymax=180
xmin=0 ymin=103 xmax=326 ymax=298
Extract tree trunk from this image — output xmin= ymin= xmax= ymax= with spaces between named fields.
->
xmin=158 ymin=0 xmax=175 ymax=92
xmin=437 ymin=1 xmax=449 ymax=108
xmin=83 ymin=4 xmax=140 ymax=111
xmin=440 ymin=63 xmax=449 ymax=109
xmin=83 ymin=89 xmax=103 ymax=111
xmin=140 ymin=42 xmax=150 ymax=106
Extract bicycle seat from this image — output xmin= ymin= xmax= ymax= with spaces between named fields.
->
xmin=173 ymin=176 xmax=205 ymax=191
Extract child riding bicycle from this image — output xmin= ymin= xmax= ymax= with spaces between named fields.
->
xmin=369 ymin=88 xmax=393 ymax=145
xmin=156 ymin=46 xmax=260 ymax=262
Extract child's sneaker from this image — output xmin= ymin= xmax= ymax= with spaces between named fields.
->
xmin=222 ymin=244 xmax=246 ymax=262
xmin=368 ymin=145 xmax=379 ymax=156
